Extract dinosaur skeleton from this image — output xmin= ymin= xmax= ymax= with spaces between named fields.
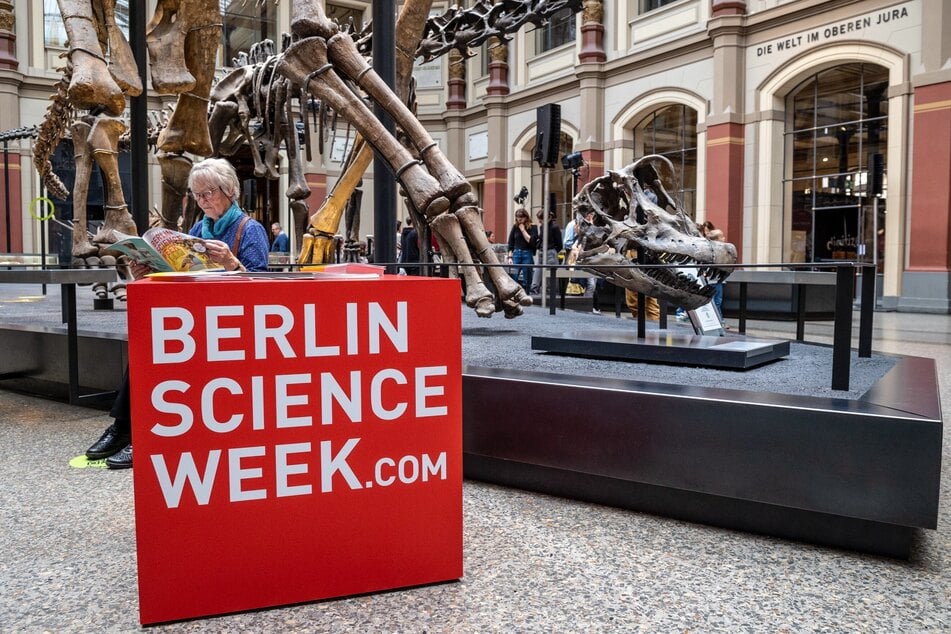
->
xmin=34 ymin=0 xmax=585 ymax=317
xmin=573 ymin=155 xmax=737 ymax=311
xmin=34 ymin=0 xmax=221 ymax=248
xmin=298 ymin=0 xmax=583 ymax=267
xmin=280 ymin=0 xmax=537 ymax=317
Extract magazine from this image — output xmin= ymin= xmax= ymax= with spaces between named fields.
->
xmin=108 ymin=228 xmax=224 ymax=272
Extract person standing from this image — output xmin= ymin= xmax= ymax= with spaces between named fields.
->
xmin=706 ymin=228 xmax=727 ymax=315
xmin=530 ymin=210 xmax=563 ymax=295
xmin=506 ymin=208 xmax=538 ymax=292
xmin=399 ymin=216 xmax=421 ymax=275
xmin=270 ymin=222 xmax=289 ymax=253
xmin=83 ymin=157 xmax=269 ymax=469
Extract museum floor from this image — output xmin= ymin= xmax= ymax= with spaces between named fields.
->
xmin=0 ymin=283 xmax=948 ymax=631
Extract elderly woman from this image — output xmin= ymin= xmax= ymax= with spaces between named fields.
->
xmin=83 ymin=158 xmax=269 ymax=470
xmin=185 ymin=157 xmax=269 ymax=272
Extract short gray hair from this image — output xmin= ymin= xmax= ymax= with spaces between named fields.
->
xmin=188 ymin=158 xmax=241 ymax=203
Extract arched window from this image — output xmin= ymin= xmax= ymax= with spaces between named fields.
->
xmin=45 ymin=0 xmax=129 ymax=48
xmin=221 ymin=0 xmax=278 ymax=66
xmin=535 ymin=8 xmax=577 ymax=54
xmin=633 ymin=104 xmax=698 ymax=217
xmin=785 ymin=63 xmax=888 ymax=269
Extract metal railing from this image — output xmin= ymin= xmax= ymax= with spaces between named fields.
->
xmin=389 ymin=259 xmax=877 ymax=392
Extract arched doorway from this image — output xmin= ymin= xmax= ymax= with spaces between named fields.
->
xmin=530 ymin=130 xmax=574 ymax=228
xmin=784 ymin=63 xmax=889 ymax=271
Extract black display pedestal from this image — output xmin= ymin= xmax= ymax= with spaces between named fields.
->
xmin=463 ymin=353 xmax=941 ymax=558
xmin=532 ymin=329 xmax=789 ymax=370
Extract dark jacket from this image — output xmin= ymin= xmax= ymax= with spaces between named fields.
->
xmin=507 ymin=224 xmax=538 ymax=253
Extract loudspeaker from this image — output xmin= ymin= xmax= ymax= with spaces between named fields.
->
xmin=534 ymin=104 xmax=561 ymax=168
xmin=868 ymin=152 xmax=884 ymax=196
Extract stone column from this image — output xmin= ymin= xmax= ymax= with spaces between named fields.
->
xmin=704 ymin=1 xmax=746 ymax=258
xmin=446 ymin=49 xmax=466 ymax=110
xmin=576 ymin=66 xmax=604 ymax=188
xmin=486 ymin=37 xmax=509 ymax=97
xmin=579 ymin=0 xmax=605 ymax=64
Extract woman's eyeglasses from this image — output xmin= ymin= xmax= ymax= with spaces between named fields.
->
xmin=189 ymin=187 xmax=220 ymax=202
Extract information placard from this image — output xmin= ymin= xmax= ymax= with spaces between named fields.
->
xmin=128 ymin=275 xmax=463 ymax=624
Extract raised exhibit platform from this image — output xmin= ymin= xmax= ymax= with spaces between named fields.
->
xmin=459 ymin=306 xmax=941 ymax=559
xmin=462 ymin=357 xmax=940 ymax=558
xmin=0 ymin=285 xmax=942 ymax=557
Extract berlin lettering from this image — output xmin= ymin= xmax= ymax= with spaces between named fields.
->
xmin=756 ymin=5 xmax=910 ymax=58
xmin=143 ymin=299 xmax=453 ymax=509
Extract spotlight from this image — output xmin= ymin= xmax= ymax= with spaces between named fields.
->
xmin=561 ymin=151 xmax=584 ymax=171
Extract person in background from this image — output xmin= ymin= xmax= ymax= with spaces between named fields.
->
xmin=530 ymin=209 xmax=563 ymax=295
xmin=563 ymin=210 xmax=594 ymax=294
xmin=506 ymin=208 xmax=538 ymax=293
xmin=625 ymin=287 xmax=661 ymax=320
xmin=83 ymin=157 xmax=269 ymax=469
xmin=270 ymin=222 xmax=289 ymax=253
xmin=706 ymin=228 xmax=727 ymax=315
xmin=399 ymin=215 xmax=421 ymax=275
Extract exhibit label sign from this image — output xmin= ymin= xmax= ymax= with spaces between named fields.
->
xmin=128 ymin=274 xmax=463 ymax=624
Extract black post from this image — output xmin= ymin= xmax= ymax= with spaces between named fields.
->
xmin=548 ymin=266 xmax=557 ymax=315
xmin=65 ymin=282 xmax=79 ymax=403
xmin=372 ymin=0 xmax=397 ymax=271
xmin=858 ymin=264 xmax=875 ymax=358
xmin=738 ymin=282 xmax=748 ymax=333
xmin=831 ymin=265 xmax=855 ymax=391
xmin=637 ymin=292 xmax=646 ymax=339
xmin=795 ymin=284 xmax=806 ymax=341
xmin=128 ymin=1 xmax=149 ymax=234
xmin=3 ymin=140 xmax=10 ymax=252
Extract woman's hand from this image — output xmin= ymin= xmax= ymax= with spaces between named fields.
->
xmin=127 ymin=262 xmax=152 ymax=280
xmin=203 ymin=239 xmax=243 ymax=271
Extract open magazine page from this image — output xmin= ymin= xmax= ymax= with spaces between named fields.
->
xmin=108 ymin=231 xmax=174 ymax=272
xmin=142 ymin=228 xmax=224 ymax=272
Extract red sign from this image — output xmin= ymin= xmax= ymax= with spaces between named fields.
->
xmin=128 ymin=274 xmax=462 ymax=624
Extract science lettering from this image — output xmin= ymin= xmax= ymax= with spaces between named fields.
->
xmin=142 ymin=299 xmax=452 ymax=509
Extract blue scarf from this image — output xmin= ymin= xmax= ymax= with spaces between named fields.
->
xmin=200 ymin=201 xmax=243 ymax=240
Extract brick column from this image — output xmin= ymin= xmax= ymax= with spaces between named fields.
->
xmin=446 ymin=49 xmax=466 ymax=110
xmin=483 ymin=37 xmax=511 ymax=239
xmin=706 ymin=0 xmax=746 ymax=257
xmin=305 ymin=172 xmax=327 ymax=214
xmin=0 ymin=150 xmax=22 ymax=251
xmin=711 ymin=0 xmax=746 ymax=17
xmin=579 ymin=0 xmax=606 ymax=64
xmin=483 ymin=166 xmax=508 ymax=240
xmin=0 ymin=1 xmax=21 ymax=251
xmin=577 ymin=149 xmax=604 ymax=188
xmin=908 ymin=82 xmax=951 ymax=272
xmin=486 ymin=37 xmax=509 ymax=97
xmin=0 ymin=1 xmax=15 ymax=70
xmin=705 ymin=123 xmax=744 ymax=255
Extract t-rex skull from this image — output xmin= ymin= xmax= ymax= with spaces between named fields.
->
xmin=574 ymin=155 xmax=737 ymax=310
